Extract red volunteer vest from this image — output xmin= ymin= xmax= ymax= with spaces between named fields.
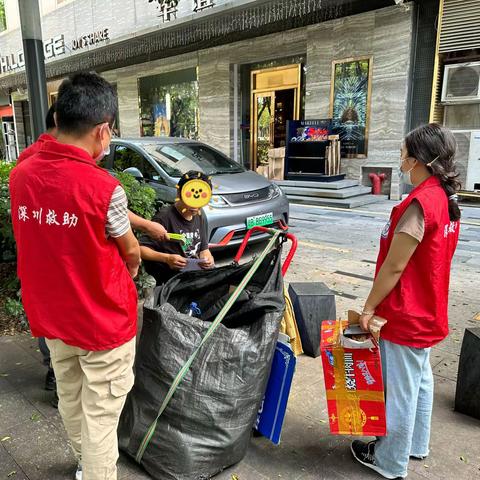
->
xmin=375 ymin=176 xmax=459 ymax=348
xmin=10 ymin=140 xmax=137 ymax=351
xmin=17 ymin=133 xmax=57 ymax=164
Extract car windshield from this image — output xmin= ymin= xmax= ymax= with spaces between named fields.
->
xmin=143 ymin=143 xmax=245 ymax=177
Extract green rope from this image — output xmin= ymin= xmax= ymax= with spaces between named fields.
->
xmin=135 ymin=230 xmax=281 ymax=463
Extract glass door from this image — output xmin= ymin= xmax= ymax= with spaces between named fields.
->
xmin=2 ymin=121 xmax=17 ymax=162
xmin=253 ymin=92 xmax=275 ymax=170
xmin=250 ymin=64 xmax=302 ymax=172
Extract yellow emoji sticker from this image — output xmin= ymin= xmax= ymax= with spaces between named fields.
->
xmin=180 ymin=179 xmax=212 ymax=209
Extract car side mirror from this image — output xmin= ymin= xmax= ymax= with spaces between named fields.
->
xmin=123 ymin=167 xmax=144 ymax=180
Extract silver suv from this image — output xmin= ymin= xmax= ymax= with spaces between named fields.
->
xmin=103 ymin=138 xmax=289 ymax=249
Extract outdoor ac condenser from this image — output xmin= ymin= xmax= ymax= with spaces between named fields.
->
xmin=452 ymin=130 xmax=480 ymax=191
xmin=441 ymin=62 xmax=480 ymax=104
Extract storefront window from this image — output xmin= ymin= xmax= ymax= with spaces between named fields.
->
xmin=138 ymin=68 xmax=199 ymax=139
xmin=0 ymin=0 xmax=7 ymax=32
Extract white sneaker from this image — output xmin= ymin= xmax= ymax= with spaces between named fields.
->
xmin=75 ymin=464 xmax=82 ymax=480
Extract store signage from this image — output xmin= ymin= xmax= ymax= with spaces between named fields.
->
xmin=0 ymin=35 xmax=65 ymax=74
xmin=0 ymin=28 xmax=111 ymax=75
xmin=0 ymin=52 xmax=24 ymax=74
xmin=149 ymin=0 xmax=215 ymax=22
xmin=72 ymin=28 xmax=110 ymax=51
xmin=45 ymin=35 xmax=66 ymax=59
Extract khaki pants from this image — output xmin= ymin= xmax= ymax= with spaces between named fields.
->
xmin=46 ymin=337 xmax=135 ymax=480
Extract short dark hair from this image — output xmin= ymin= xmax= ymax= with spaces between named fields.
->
xmin=177 ymin=170 xmax=212 ymax=192
xmin=45 ymin=103 xmax=56 ymax=130
xmin=55 ymin=72 xmax=117 ymax=136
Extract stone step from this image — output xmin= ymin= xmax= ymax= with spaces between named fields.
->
xmin=275 ymin=179 xmax=360 ymax=190
xmin=287 ymin=194 xmax=384 ymax=209
xmin=280 ymin=185 xmax=372 ymax=199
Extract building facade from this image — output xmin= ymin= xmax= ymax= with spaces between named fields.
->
xmin=430 ymin=0 xmax=480 ymax=193
xmin=0 ymin=0 xmax=438 ymax=198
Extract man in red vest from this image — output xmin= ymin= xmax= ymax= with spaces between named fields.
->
xmin=10 ymin=72 xmax=140 ymax=480
xmin=16 ymin=103 xmax=58 ymax=164
xmin=17 ymin=103 xmax=168 ymax=242
xmin=18 ymin=102 xmax=168 ymax=406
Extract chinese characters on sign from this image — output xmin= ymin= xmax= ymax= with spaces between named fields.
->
xmin=0 ymin=0 xmax=223 ymax=75
xmin=149 ymin=0 xmax=179 ymax=22
xmin=149 ymin=0 xmax=215 ymax=23
xmin=18 ymin=206 xmax=79 ymax=228
xmin=194 ymin=0 xmax=215 ymax=12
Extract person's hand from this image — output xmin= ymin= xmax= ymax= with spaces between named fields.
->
xmin=127 ymin=262 xmax=140 ymax=279
xmin=166 ymin=254 xmax=188 ymax=270
xmin=146 ymin=221 xmax=168 ymax=242
xmin=359 ymin=309 xmax=375 ymax=332
xmin=199 ymin=251 xmax=215 ymax=269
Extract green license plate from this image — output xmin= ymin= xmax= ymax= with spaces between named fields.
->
xmin=246 ymin=212 xmax=274 ymax=229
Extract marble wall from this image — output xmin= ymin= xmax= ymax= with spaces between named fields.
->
xmin=102 ymin=5 xmax=413 ymax=198
xmin=198 ymin=50 xmax=231 ymax=153
xmin=305 ymin=7 xmax=414 ymax=199
xmin=102 ymin=52 xmax=198 ymax=138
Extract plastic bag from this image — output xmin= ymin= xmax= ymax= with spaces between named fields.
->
xmin=118 ymin=249 xmax=285 ymax=480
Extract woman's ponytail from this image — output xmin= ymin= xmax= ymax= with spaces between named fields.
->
xmin=405 ymin=123 xmax=461 ymax=222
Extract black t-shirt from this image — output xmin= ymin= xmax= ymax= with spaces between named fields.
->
xmin=140 ymin=205 xmax=208 ymax=284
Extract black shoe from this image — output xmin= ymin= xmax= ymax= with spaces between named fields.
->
xmin=410 ymin=454 xmax=427 ymax=460
xmin=350 ymin=440 xmax=400 ymax=479
xmin=51 ymin=391 xmax=58 ymax=409
xmin=45 ymin=368 xmax=56 ymax=391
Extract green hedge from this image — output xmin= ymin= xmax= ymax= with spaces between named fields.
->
xmin=0 ymin=163 xmax=158 ymax=263
xmin=1 ymin=164 xmax=158 ymax=320
xmin=0 ymin=162 xmax=15 ymax=262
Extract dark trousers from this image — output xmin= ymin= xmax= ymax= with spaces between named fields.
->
xmin=38 ymin=337 xmax=51 ymax=368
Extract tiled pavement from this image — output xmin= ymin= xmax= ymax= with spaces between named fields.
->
xmin=1 ymin=200 xmax=479 ymax=480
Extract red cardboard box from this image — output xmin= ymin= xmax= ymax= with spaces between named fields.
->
xmin=320 ymin=315 xmax=387 ymax=436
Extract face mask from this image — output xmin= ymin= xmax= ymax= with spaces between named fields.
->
xmin=399 ymin=159 xmax=414 ymax=186
xmin=94 ymin=124 xmax=111 ymax=163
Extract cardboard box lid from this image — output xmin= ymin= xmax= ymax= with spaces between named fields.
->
xmin=321 ymin=311 xmax=386 ymax=351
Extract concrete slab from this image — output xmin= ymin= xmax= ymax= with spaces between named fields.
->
xmin=0 ymin=338 xmax=40 ymax=374
xmin=13 ymin=335 xmax=45 ymax=365
xmin=431 ymin=351 xmax=460 ymax=381
xmin=280 ymin=185 xmax=372 ymax=199
xmin=276 ymin=180 xmax=360 ymax=190
xmin=286 ymin=194 xmax=384 ymax=209
xmin=414 ymin=377 xmax=480 ymax=478
xmin=5 ymin=363 xmax=60 ymax=421
xmin=0 ymin=374 xmax=16 ymax=394
xmin=0 ymin=390 xmax=44 ymax=431
xmin=0 ymin=199 xmax=479 ymax=479
xmin=214 ymin=462 xmax=270 ymax=480
xmin=1 ymin=418 xmax=75 ymax=480
xmin=0 ymin=446 xmax=29 ymax=480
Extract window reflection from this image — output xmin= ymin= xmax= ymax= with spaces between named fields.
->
xmin=139 ymin=68 xmax=199 ymax=139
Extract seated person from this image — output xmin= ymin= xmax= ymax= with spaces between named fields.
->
xmin=140 ymin=171 xmax=215 ymax=285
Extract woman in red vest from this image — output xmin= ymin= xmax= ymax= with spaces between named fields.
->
xmin=351 ymin=124 xmax=461 ymax=479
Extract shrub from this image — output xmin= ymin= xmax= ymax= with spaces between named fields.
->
xmin=0 ymin=166 xmax=157 ymax=319
xmin=0 ymin=162 xmax=16 ymax=262
xmin=113 ymin=172 xmax=159 ymax=296
xmin=115 ymin=171 xmax=157 ymax=221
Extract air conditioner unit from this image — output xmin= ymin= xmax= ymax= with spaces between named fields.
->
xmin=441 ymin=63 xmax=480 ymax=104
xmin=452 ymin=130 xmax=480 ymax=191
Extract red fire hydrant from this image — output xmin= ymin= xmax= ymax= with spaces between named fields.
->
xmin=369 ymin=173 xmax=386 ymax=195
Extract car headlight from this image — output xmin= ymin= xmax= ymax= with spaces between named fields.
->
xmin=209 ymin=194 xmax=228 ymax=207
xmin=268 ymin=183 xmax=282 ymax=199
